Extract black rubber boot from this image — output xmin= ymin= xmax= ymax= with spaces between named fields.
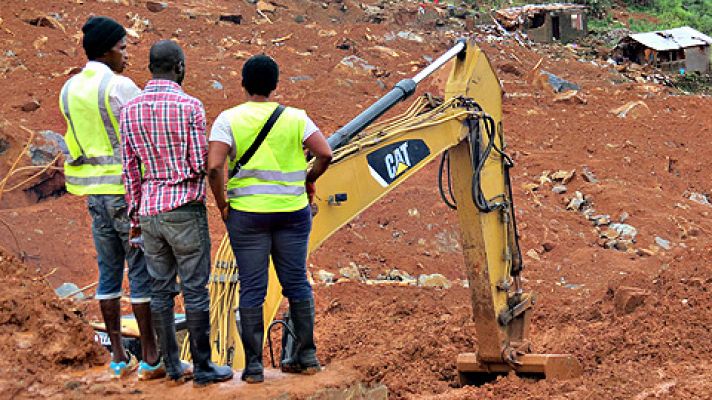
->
xmin=152 ymin=310 xmax=184 ymax=381
xmin=289 ymin=298 xmax=321 ymax=374
xmin=186 ymin=310 xmax=234 ymax=387
xmin=239 ymin=307 xmax=264 ymax=383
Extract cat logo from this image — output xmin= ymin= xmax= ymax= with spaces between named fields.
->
xmin=366 ymin=139 xmax=430 ymax=187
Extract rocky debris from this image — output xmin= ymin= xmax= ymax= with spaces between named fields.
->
xmin=18 ymin=100 xmax=40 ymax=112
xmin=377 ymin=269 xmax=414 ymax=282
xmin=219 ymin=14 xmax=243 ymax=25
xmin=654 ymin=236 xmax=672 ymax=250
xmin=0 ymin=136 xmax=9 ymax=156
xmin=687 ymin=192 xmax=711 ymax=206
xmin=28 ymin=130 xmax=67 ymax=165
xmin=550 ymin=169 xmax=575 ymax=184
xmin=614 ymin=286 xmax=649 ymax=315
xmin=211 ymin=80 xmax=224 ymax=90
xmin=553 ymin=90 xmax=587 ymax=104
xmin=552 ymin=184 xmax=567 ymax=194
xmin=317 ymin=269 xmax=336 ymax=284
xmin=541 ymin=71 xmax=580 ymax=93
xmin=526 ymin=249 xmax=541 ymax=261
xmin=611 ymin=101 xmax=650 ymax=118
xmin=581 ymin=165 xmax=598 ymax=183
xmin=417 ymin=273 xmax=451 ymax=289
xmin=566 ymin=191 xmax=588 ymax=211
xmin=338 ymin=55 xmax=375 ymax=75
xmin=146 ymin=1 xmax=168 ymax=12
xmin=608 ymin=223 xmax=638 ymax=240
xmin=339 ymin=262 xmax=363 ymax=280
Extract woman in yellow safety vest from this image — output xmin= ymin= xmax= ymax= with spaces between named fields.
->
xmin=207 ymin=54 xmax=332 ymax=383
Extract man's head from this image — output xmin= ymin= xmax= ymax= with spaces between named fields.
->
xmin=82 ymin=16 xmax=127 ymax=73
xmin=149 ymin=40 xmax=186 ymax=84
xmin=242 ymin=54 xmax=279 ymax=97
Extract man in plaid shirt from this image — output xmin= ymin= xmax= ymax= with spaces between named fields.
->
xmin=120 ymin=40 xmax=233 ymax=387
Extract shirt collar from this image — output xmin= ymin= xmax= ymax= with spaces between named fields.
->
xmin=144 ymin=79 xmax=184 ymax=93
xmin=85 ymin=61 xmax=115 ymax=74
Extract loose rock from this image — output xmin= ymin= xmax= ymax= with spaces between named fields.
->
xmin=418 ymin=273 xmax=451 ymax=289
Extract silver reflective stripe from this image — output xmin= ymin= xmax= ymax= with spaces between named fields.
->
xmin=228 ymin=185 xmax=305 ymax=198
xmin=234 ymin=169 xmax=306 ymax=182
xmin=66 ymin=155 xmax=119 ymax=167
xmin=61 ymin=77 xmax=87 ymax=158
xmin=97 ymin=73 xmax=122 ymax=164
xmin=65 ymin=174 xmax=122 ymax=186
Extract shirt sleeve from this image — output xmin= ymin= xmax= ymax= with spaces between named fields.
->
xmin=120 ymin=106 xmax=142 ymax=229
xmin=188 ymin=101 xmax=208 ymax=176
xmin=303 ymin=114 xmax=321 ymax=143
xmin=209 ymin=111 xmax=236 ymax=160
xmin=110 ymin=77 xmax=141 ymax=117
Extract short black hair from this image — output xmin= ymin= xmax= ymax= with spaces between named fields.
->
xmin=242 ymin=54 xmax=279 ymax=97
xmin=149 ymin=40 xmax=184 ymax=74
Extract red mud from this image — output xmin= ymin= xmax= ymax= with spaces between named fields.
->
xmin=1 ymin=0 xmax=711 ymax=399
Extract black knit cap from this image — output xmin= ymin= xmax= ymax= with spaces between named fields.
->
xmin=82 ymin=16 xmax=126 ymax=59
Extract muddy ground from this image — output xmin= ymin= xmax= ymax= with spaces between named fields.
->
xmin=0 ymin=0 xmax=711 ymax=399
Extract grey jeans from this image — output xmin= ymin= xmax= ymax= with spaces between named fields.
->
xmin=139 ymin=202 xmax=211 ymax=313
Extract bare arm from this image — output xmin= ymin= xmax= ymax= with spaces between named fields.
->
xmin=207 ymin=141 xmax=231 ymax=220
xmin=304 ymin=130 xmax=332 ymax=183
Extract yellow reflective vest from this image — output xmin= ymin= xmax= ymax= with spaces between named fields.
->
xmin=59 ymin=67 xmax=124 ymax=195
xmin=225 ymin=102 xmax=308 ymax=213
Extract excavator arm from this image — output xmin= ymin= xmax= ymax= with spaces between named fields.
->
xmin=204 ymin=39 xmax=581 ymax=383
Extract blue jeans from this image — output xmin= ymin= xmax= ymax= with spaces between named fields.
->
xmin=87 ymin=194 xmax=151 ymax=303
xmin=139 ymin=203 xmax=211 ymax=313
xmin=226 ymin=206 xmax=313 ymax=308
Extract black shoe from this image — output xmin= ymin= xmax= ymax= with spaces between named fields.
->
xmin=152 ymin=310 xmax=184 ymax=380
xmin=239 ymin=307 xmax=264 ymax=383
xmin=285 ymin=298 xmax=321 ymax=375
xmin=186 ymin=310 xmax=234 ymax=387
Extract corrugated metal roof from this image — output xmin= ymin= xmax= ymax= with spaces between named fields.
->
xmin=628 ymin=26 xmax=712 ymax=51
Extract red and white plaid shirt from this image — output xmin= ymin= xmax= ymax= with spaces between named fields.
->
xmin=120 ymin=80 xmax=207 ymax=228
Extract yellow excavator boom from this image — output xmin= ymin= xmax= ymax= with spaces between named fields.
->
xmin=201 ymin=39 xmax=581 ymax=383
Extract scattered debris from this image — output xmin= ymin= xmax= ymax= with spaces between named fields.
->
xmin=550 ymin=169 xmax=575 ymax=184
xmin=18 ymin=100 xmax=40 ymax=112
xmin=29 ymin=130 xmax=67 ymax=165
xmin=552 ymin=184 xmax=567 ymax=194
xmin=417 ymin=273 xmax=451 ymax=289
xmin=611 ymin=101 xmax=650 ymax=118
xmin=146 ymin=1 xmax=168 ymax=13
xmin=211 ymin=80 xmax=224 ymax=90
xmin=542 ymin=71 xmax=580 ymax=93
xmin=581 ymin=166 xmax=598 ymax=183
xmin=609 ymin=223 xmax=638 ymax=240
xmin=288 ymin=75 xmax=313 ymax=83
xmin=219 ymin=14 xmax=242 ymax=25
xmin=339 ymin=262 xmax=362 ymax=280
xmin=614 ymin=286 xmax=649 ymax=315
xmin=654 ymin=236 xmax=672 ymax=250
xmin=687 ymin=192 xmax=711 ymax=206
xmin=566 ymin=191 xmax=587 ymax=211
xmin=317 ymin=270 xmax=335 ymax=284
xmin=553 ymin=90 xmax=587 ymax=104
xmin=526 ymin=249 xmax=541 ymax=261
xmin=338 ymin=55 xmax=375 ymax=75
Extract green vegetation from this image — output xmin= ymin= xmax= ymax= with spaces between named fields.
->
xmin=627 ymin=0 xmax=712 ymax=34
xmin=586 ymin=0 xmax=712 ymax=34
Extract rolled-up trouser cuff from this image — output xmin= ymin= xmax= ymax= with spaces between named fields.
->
xmin=130 ymin=297 xmax=151 ymax=304
xmin=95 ymin=292 xmax=122 ymax=300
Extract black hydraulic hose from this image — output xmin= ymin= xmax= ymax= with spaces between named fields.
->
xmin=438 ymin=151 xmax=457 ymax=210
xmin=328 ymin=40 xmax=468 ymax=151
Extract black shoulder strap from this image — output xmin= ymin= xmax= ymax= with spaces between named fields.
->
xmin=229 ymin=104 xmax=286 ymax=179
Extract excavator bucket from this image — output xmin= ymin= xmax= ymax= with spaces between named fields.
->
xmin=457 ymin=352 xmax=582 ymax=386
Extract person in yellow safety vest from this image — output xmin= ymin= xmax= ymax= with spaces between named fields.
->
xmin=59 ymin=16 xmax=162 ymax=380
xmin=207 ymin=54 xmax=333 ymax=383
